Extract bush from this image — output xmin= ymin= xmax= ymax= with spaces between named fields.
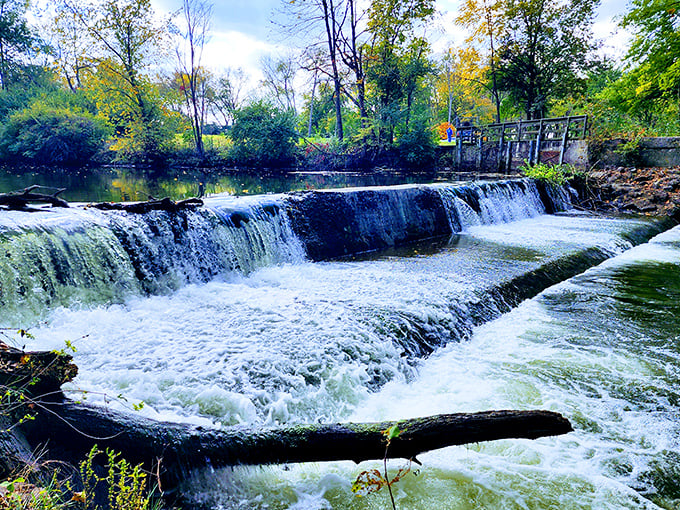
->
xmin=230 ymin=101 xmax=299 ymax=167
xmin=0 ymin=103 xmax=109 ymax=166
xmin=520 ymin=161 xmax=585 ymax=186
xmin=396 ymin=122 xmax=438 ymax=168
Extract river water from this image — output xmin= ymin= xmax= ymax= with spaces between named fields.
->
xmin=1 ymin=180 xmax=678 ymax=509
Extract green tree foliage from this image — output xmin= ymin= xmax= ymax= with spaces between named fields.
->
xmin=230 ymin=101 xmax=299 ymax=167
xmin=491 ymin=0 xmax=599 ymax=119
xmin=365 ymin=0 xmax=435 ymax=144
xmin=0 ymin=102 xmax=109 ymax=166
xmin=62 ymin=0 xmax=173 ymax=163
xmin=0 ymin=0 xmax=38 ymax=90
xmin=621 ymin=0 xmax=680 ymax=124
xmin=396 ymin=119 xmax=437 ymax=167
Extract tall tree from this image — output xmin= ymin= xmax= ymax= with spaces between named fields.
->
xmin=0 ymin=0 xmax=36 ymax=90
xmin=492 ymin=0 xmax=599 ymax=119
xmin=64 ymin=0 xmax=169 ymax=159
xmin=208 ymin=68 xmax=247 ymax=128
xmin=173 ymin=0 xmax=212 ymax=158
xmin=365 ymin=0 xmax=435 ymax=143
xmin=280 ymin=0 xmax=345 ymax=139
xmin=338 ymin=0 xmax=368 ymax=123
xmin=48 ymin=0 xmax=96 ymax=91
xmin=435 ymin=46 xmax=496 ymax=126
xmin=260 ymin=54 xmax=298 ymax=110
xmin=622 ymin=0 xmax=680 ymax=122
xmin=457 ymin=0 xmax=504 ymax=122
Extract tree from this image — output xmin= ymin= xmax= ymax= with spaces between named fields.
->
xmin=622 ymin=0 xmax=680 ymax=123
xmin=457 ymin=0 xmax=504 ymax=122
xmin=0 ymin=0 xmax=37 ymax=90
xmin=260 ymin=54 xmax=298 ymax=111
xmin=47 ymin=0 xmax=96 ymax=92
xmin=337 ymin=0 xmax=368 ymax=123
xmin=173 ymin=0 xmax=213 ymax=158
xmin=64 ymin=0 xmax=171 ymax=161
xmin=491 ymin=0 xmax=599 ymax=120
xmin=279 ymin=0 xmax=346 ymax=140
xmin=208 ymin=68 xmax=247 ymax=128
xmin=230 ymin=101 xmax=298 ymax=167
xmin=434 ymin=46 xmax=496 ymax=126
xmin=365 ymin=0 xmax=435 ymax=143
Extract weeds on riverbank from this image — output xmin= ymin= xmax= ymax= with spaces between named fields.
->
xmin=0 ymin=329 xmax=157 ymax=510
xmin=520 ymin=161 xmax=586 ymax=186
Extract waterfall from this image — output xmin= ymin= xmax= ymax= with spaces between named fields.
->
xmin=0 ymin=197 xmax=305 ymax=322
xmin=0 ymin=179 xmax=570 ymax=322
xmin=435 ymin=179 xmax=569 ymax=232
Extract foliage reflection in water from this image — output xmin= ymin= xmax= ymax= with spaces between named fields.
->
xmin=0 ymin=166 xmax=457 ymax=203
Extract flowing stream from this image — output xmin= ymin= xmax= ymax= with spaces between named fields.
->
xmin=1 ymin=179 xmax=678 ymax=509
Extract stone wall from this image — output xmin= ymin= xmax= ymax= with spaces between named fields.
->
xmin=591 ymin=137 xmax=680 ymax=168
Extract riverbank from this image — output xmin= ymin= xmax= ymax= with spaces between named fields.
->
xmin=585 ymin=166 xmax=680 ymax=220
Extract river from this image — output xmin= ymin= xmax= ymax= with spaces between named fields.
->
xmin=1 ymin=179 xmax=678 ymax=509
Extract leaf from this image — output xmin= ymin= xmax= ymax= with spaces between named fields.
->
xmin=71 ymin=491 xmax=86 ymax=503
xmin=352 ymin=469 xmax=386 ymax=496
xmin=383 ymin=424 xmax=404 ymax=441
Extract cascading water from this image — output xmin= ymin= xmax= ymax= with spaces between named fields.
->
xmin=0 ymin=196 xmax=305 ymax=322
xmin=1 ymin=179 xmax=677 ymax=509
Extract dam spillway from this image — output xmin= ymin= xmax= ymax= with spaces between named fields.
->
xmin=1 ymin=179 xmax=678 ymax=509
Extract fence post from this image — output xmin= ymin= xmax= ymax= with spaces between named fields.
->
xmin=559 ymin=116 xmax=571 ymax=165
xmin=476 ymin=129 xmax=483 ymax=169
xmin=456 ymin=128 xmax=463 ymax=168
xmin=534 ymin=119 xmax=544 ymax=163
xmin=498 ymin=125 xmax=506 ymax=172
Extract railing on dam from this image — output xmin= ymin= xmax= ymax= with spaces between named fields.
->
xmin=444 ymin=115 xmax=588 ymax=172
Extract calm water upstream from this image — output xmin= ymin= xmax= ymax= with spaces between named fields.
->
xmin=0 ymin=166 xmax=460 ymax=202
xmin=1 ymin=180 xmax=678 ymax=509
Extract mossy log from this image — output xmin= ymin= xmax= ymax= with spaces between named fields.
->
xmin=25 ymin=401 xmax=572 ymax=489
xmin=0 ymin=186 xmax=69 ymax=210
xmin=3 ymin=343 xmax=572 ymax=489
xmin=89 ymin=197 xmax=203 ymax=213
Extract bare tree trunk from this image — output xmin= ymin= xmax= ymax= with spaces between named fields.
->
xmin=321 ymin=0 xmax=344 ymax=140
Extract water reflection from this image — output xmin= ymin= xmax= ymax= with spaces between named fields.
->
xmin=0 ymin=166 xmax=475 ymax=203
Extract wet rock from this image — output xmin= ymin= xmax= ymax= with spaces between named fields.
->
xmin=583 ymin=166 xmax=680 ymax=219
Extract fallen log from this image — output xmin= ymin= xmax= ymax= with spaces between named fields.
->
xmin=0 ymin=186 xmax=69 ymax=210
xmin=24 ymin=400 xmax=572 ymax=489
xmin=89 ymin=197 xmax=203 ymax=213
xmin=3 ymin=343 xmax=572 ymax=489
xmin=0 ymin=340 xmax=78 ymax=480
xmin=0 ymin=341 xmax=78 ymax=396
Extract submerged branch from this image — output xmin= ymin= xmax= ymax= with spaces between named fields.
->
xmin=0 ymin=186 xmax=69 ymax=210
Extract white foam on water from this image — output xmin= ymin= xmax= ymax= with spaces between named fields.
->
xmin=13 ymin=214 xmax=676 ymax=509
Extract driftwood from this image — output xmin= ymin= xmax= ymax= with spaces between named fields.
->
xmin=0 ymin=186 xmax=69 ymax=210
xmin=0 ymin=185 xmax=204 ymax=213
xmin=89 ymin=197 xmax=203 ymax=213
xmin=2 ymin=343 xmax=572 ymax=489
xmin=25 ymin=402 xmax=572 ymax=489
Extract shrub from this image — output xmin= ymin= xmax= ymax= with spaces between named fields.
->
xmin=520 ymin=161 xmax=585 ymax=186
xmin=396 ymin=122 xmax=438 ymax=168
xmin=230 ymin=101 xmax=298 ymax=168
xmin=0 ymin=103 xmax=109 ymax=166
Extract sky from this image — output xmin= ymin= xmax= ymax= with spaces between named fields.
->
xmin=151 ymin=0 xmax=633 ymax=89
